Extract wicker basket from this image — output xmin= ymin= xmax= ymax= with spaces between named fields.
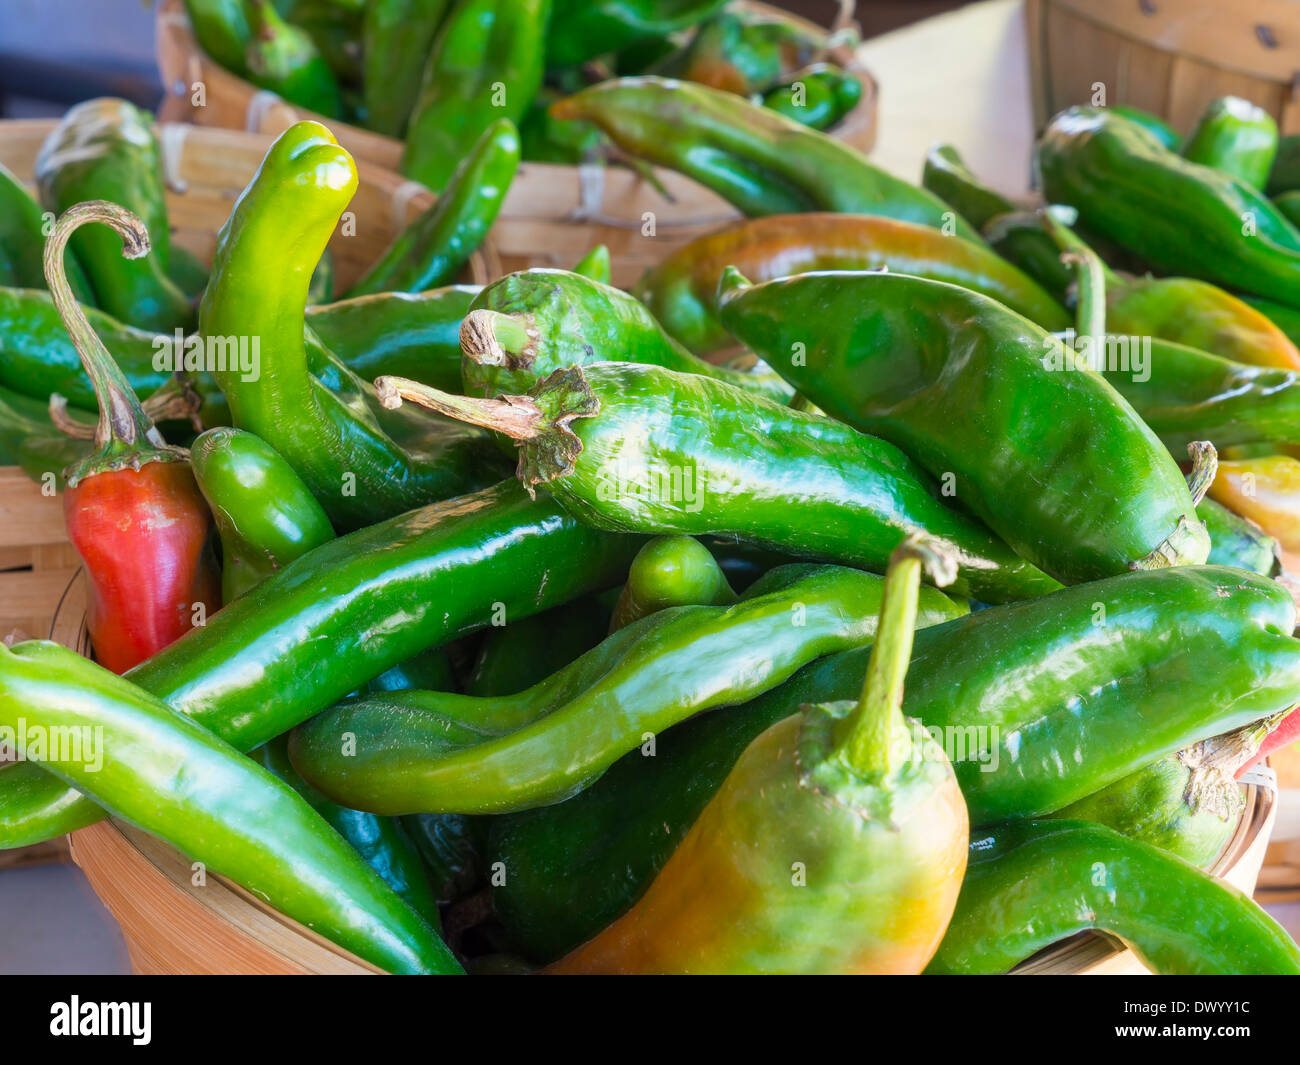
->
xmin=1025 ymin=0 xmax=1300 ymax=137
xmin=155 ymin=0 xmax=879 ymax=287
xmin=39 ymin=570 xmax=1276 ymax=976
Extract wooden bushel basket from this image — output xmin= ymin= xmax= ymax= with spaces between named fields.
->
xmin=1025 ymin=0 xmax=1300 ymax=136
xmin=155 ymin=0 xmax=879 ymax=288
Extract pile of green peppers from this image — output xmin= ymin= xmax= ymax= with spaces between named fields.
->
xmin=6 ymin=58 xmax=1300 ymax=977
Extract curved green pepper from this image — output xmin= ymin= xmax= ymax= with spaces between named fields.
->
xmin=545 ymin=0 xmax=726 ymax=67
xmin=182 ymin=0 xmax=252 ymax=74
xmin=347 ymin=119 xmax=518 ymax=297
xmin=0 ymin=479 xmax=642 ymax=848
xmin=926 ymin=820 xmax=1300 ymax=975
xmin=762 ymin=76 xmax=835 ymax=130
xmin=570 ymin=244 xmax=611 ymax=284
xmin=190 ymin=426 xmax=335 ymax=602
xmin=1199 ymin=496 xmax=1280 ymax=574
xmin=1038 ymin=106 xmax=1300 ymax=308
xmin=921 ymin=144 xmax=1016 ymax=231
xmin=1182 ymin=96 xmax=1278 ymax=190
xmin=661 ymin=5 xmax=830 ymax=95
xmin=0 ymin=384 xmax=92 ymax=487
xmin=382 ymin=362 xmax=1060 ymax=603
xmin=718 ymin=268 xmax=1210 ymax=583
xmin=0 ymin=640 xmax=458 ymax=974
xmin=609 ymin=535 xmax=735 ymax=631
xmin=465 ymin=597 xmax=611 ymax=697
xmin=35 ymin=98 xmax=194 ymax=332
xmin=461 ymin=268 xmax=792 ymax=402
xmin=551 ymin=77 xmax=983 ymax=239
xmin=402 ymin=0 xmax=550 ymax=192
xmin=199 ymin=121 xmax=497 ymax=529
xmin=361 ymin=0 xmax=451 ymax=137
xmin=287 ymin=563 xmax=966 ymax=815
xmin=1111 ymin=104 xmax=1180 ymax=150
xmin=243 ymin=0 xmax=342 ymax=117
xmin=0 ymin=163 xmax=95 ymax=303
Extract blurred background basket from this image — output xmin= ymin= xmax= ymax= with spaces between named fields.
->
xmin=1025 ymin=0 xmax=1300 ymax=137
xmin=155 ymin=0 xmax=878 ymax=287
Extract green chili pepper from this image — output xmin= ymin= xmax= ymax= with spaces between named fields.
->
xmin=1242 ymin=294 xmax=1300 ymax=347
xmin=926 ymin=820 xmax=1300 ymax=975
xmin=662 ymin=5 xmax=831 ymax=96
xmin=718 ymin=268 xmax=1212 ymax=582
xmin=347 ymin=119 xmax=519 ymax=297
xmin=632 ymin=212 xmax=1067 ymax=355
xmin=610 ymin=535 xmax=735 ymax=631
xmin=35 ymin=98 xmax=194 ymax=332
xmin=190 ymin=426 xmax=335 ymax=603
xmin=255 ymin=734 xmax=442 ymax=932
xmin=361 ymin=0 xmax=451 ymax=137
xmin=285 ymin=0 xmax=364 ymax=87
xmin=1199 ymin=497 xmax=1280 ymax=574
xmin=401 ymin=812 xmax=481 ymax=903
xmin=1038 ymin=106 xmax=1300 ymax=308
xmin=921 ymin=144 xmax=1018 ymax=231
xmin=368 ymin=646 xmax=457 ymax=694
xmin=1182 ymin=96 xmax=1278 ymax=190
xmin=1273 ymin=188 xmax=1300 ymax=230
xmin=0 ymin=163 xmax=95 ymax=303
xmin=182 ymin=0 xmax=253 ymax=74
xmin=199 ymin=121 xmax=499 ymax=529
xmin=518 ymin=86 xmax=609 ymax=165
xmin=552 ymin=77 xmax=984 ymax=239
xmin=402 ymin=0 xmax=550 ymax=193
xmin=381 ymin=363 xmax=1060 ymax=603
xmin=165 ymin=245 xmax=210 ymax=303
xmin=465 ymin=597 xmax=611 ymax=697
xmin=0 ymin=479 xmax=642 ymax=849
xmin=0 ymin=639 xmax=459 ymax=974
xmin=760 ymin=72 xmax=838 ymax=131
xmin=1111 ymin=104 xmax=1180 ymax=150
xmin=0 ymin=384 xmax=92 ymax=487
xmin=570 ymin=244 xmax=611 ymax=284
xmin=287 ymin=562 xmax=966 ymax=815
xmin=1267 ymin=133 xmax=1300 ymax=195
xmin=243 ymin=0 xmax=342 ymax=117
xmin=461 ymin=268 xmax=793 ymax=402
xmin=487 ymin=580 xmax=964 ymax=961
xmin=546 ymin=0 xmax=726 ymax=67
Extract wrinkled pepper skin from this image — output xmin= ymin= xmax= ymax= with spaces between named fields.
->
xmin=549 ymin=542 xmax=969 ymax=974
xmin=465 ymin=596 xmax=611 ymax=697
xmin=545 ymin=0 xmax=727 ymax=67
xmin=290 ymin=564 xmax=964 ymax=816
xmin=361 ymin=0 xmax=451 ymax=138
xmin=718 ymin=270 xmax=1209 ymax=583
xmin=0 ymin=480 xmax=642 ymax=848
xmin=243 ymin=0 xmax=342 ymax=117
xmin=926 ymin=820 xmax=1300 ymax=975
xmin=1208 ymin=455 xmax=1300 ymax=553
xmin=347 ymin=119 xmax=518 ymax=297
xmin=389 ymin=362 xmax=1060 ymax=603
xmin=0 ymin=163 xmax=95 ymax=302
xmin=35 ymin=99 xmax=194 ymax=332
xmin=609 ymin=535 xmax=735 ymax=631
xmin=633 ymin=213 xmax=1068 ymax=353
xmin=461 ymin=268 xmax=793 ymax=402
xmin=0 ymin=641 xmax=458 ymax=975
xmin=487 ymin=586 xmax=964 ymax=962
xmin=190 ymin=426 xmax=335 ymax=602
xmin=402 ymin=0 xmax=550 ymax=193
xmin=1182 ymin=96 xmax=1278 ymax=190
xmin=552 ymin=77 xmax=983 ymax=240
xmin=255 ymin=735 xmax=443 ymax=933
xmin=1199 ymin=496 xmax=1280 ymax=575
xmin=1038 ymin=107 xmax=1300 ymax=308
xmin=199 ymin=121 xmax=495 ymax=529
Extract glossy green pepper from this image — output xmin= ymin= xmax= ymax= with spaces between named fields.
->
xmin=1182 ymin=96 xmax=1278 ymax=190
xmin=518 ymin=86 xmax=609 ymax=165
xmin=0 ymin=639 xmax=458 ymax=974
xmin=255 ymin=734 xmax=442 ymax=932
xmin=190 ymin=426 xmax=335 ymax=602
xmin=661 ymin=5 xmax=832 ymax=95
xmin=921 ymin=144 xmax=1017 ymax=231
xmin=361 ymin=0 xmax=451 ymax=137
xmin=285 ymin=0 xmax=364 ymax=87
xmin=182 ymin=0 xmax=252 ymax=74
xmin=570 ymin=244 xmax=611 ymax=284
xmin=199 ymin=122 xmax=499 ymax=529
xmin=1199 ymin=497 xmax=1280 ymax=574
xmin=545 ymin=0 xmax=726 ymax=67
xmin=927 ymin=820 xmax=1300 ymax=975
xmin=718 ymin=268 xmax=1211 ymax=583
xmin=465 ymin=597 xmax=611 ymax=697
xmin=243 ymin=0 xmax=342 ymax=117
xmin=1038 ymin=106 xmax=1300 ymax=308
xmin=461 ymin=268 xmax=792 ymax=401
xmin=761 ymin=67 xmax=857 ymax=131
xmin=347 ymin=119 xmax=518 ymax=297
xmin=0 ymin=162 xmax=95 ymax=303
xmin=0 ymin=384 xmax=92 ymax=488
xmin=552 ymin=77 xmax=984 ymax=240
xmin=402 ymin=0 xmax=550 ymax=192
xmin=381 ymin=362 xmax=1060 ymax=603
xmin=1111 ymin=104 xmax=1180 ymax=150
xmin=0 ymin=479 xmax=642 ymax=849
xmin=287 ymin=563 xmax=966 ymax=815
xmin=35 ymin=98 xmax=194 ymax=332
xmin=609 ymin=535 xmax=735 ymax=631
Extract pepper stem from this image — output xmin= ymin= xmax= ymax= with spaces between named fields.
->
xmin=374 ymin=376 xmax=543 ymax=440
xmin=43 ymin=201 xmax=167 ymax=456
xmin=1185 ymin=440 xmax=1218 ymax=507
xmin=1041 ymin=209 xmax=1109 ymax=340
xmin=459 ymin=309 xmax=535 ymax=368
xmin=835 ymin=535 xmax=957 ymax=774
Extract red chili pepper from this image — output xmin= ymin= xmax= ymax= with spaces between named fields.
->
xmin=1237 ymin=705 xmax=1300 ymax=778
xmin=45 ymin=201 xmax=219 ymax=674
